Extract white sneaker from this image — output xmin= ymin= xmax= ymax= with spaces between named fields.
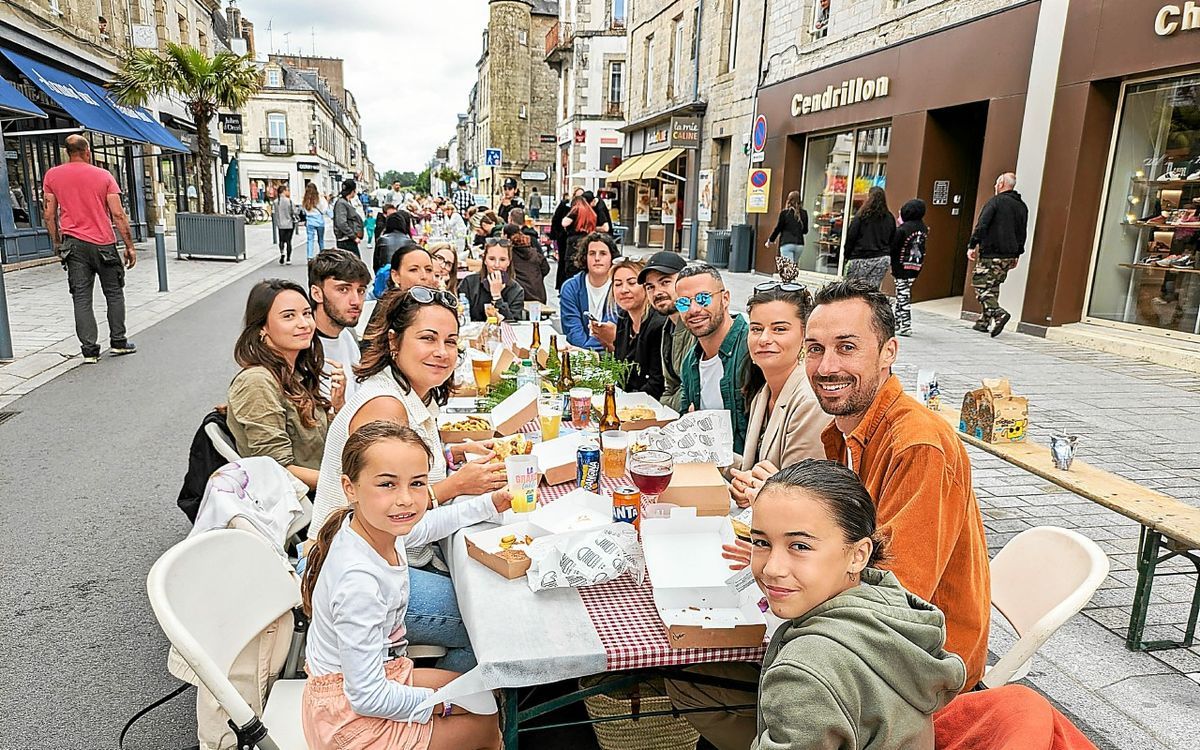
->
xmin=1188 ymin=170 xmax=1200 ymax=180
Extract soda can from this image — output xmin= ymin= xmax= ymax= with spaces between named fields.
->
xmin=577 ymin=443 xmax=601 ymax=492
xmin=612 ymin=485 xmax=642 ymax=531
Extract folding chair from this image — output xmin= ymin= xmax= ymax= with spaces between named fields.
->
xmin=984 ymin=526 xmax=1110 ymax=687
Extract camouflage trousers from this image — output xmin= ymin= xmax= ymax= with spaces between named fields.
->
xmin=972 ymin=257 xmax=1018 ymax=323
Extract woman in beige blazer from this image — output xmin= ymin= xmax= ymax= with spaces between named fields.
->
xmin=730 ymin=282 xmax=829 ymax=507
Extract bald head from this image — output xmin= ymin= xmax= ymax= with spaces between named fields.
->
xmin=65 ymin=135 xmax=91 ymax=161
xmin=995 ymin=172 xmax=1016 ymax=194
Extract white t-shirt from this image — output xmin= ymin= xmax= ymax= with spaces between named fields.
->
xmin=318 ymin=327 xmax=361 ymax=403
xmin=698 ymin=353 xmax=725 ymax=412
xmin=305 ymin=501 xmax=498 ymax=722
xmin=586 ymin=279 xmax=611 ymax=322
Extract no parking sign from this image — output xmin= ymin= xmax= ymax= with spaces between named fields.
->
xmin=751 ymin=114 xmax=767 ymax=164
xmin=746 ymin=168 xmax=771 ymax=214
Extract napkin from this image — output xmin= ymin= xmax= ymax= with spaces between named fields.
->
xmin=525 ymin=523 xmax=645 ymax=593
xmin=640 ymin=410 xmax=735 ymax=466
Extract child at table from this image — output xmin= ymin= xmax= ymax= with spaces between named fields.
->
xmin=301 ymin=420 xmax=507 ymax=750
xmin=749 ymin=459 xmax=965 ymax=750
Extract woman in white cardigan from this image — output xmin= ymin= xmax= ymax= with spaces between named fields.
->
xmin=729 ymin=282 xmax=829 ymax=507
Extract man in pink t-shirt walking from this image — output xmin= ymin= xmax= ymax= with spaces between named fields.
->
xmin=43 ymin=134 xmax=138 ymax=363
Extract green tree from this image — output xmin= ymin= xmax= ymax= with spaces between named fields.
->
xmin=435 ymin=166 xmax=462 ymax=187
xmin=378 ymin=170 xmax=420 ymax=189
xmin=415 ymin=168 xmax=431 ymax=196
xmin=110 ymin=43 xmax=260 ymax=214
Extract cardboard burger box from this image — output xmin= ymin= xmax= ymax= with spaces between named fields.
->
xmin=590 ymin=390 xmax=681 ymax=430
xmin=642 ymin=507 xmax=767 ymax=649
xmin=490 ymin=382 xmax=539 ymax=436
xmin=467 ymin=490 xmax=612 ymax=579
xmin=437 ymin=412 xmax=495 ymax=444
xmin=531 ymin=431 xmax=591 ymax=485
xmin=658 ymin=462 xmax=734 ymax=517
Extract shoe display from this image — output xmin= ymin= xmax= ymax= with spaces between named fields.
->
xmin=1157 ymin=169 xmax=1184 ymax=181
xmin=1188 ymin=170 xmax=1200 ymax=180
xmin=110 ymin=343 xmax=138 ymax=356
xmin=1169 ymin=255 xmax=1195 ymax=268
xmin=990 ymin=311 xmax=1012 ymax=337
xmin=1154 ymin=255 xmax=1182 ymax=267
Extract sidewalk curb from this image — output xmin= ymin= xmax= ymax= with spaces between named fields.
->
xmin=0 ymin=249 xmax=279 ymax=409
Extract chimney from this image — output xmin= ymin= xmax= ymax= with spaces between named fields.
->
xmin=226 ymin=1 xmax=242 ymax=38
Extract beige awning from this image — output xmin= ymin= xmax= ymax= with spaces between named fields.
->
xmin=633 ymin=148 xmax=685 ymax=180
xmin=605 ymin=153 xmax=654 ymax=182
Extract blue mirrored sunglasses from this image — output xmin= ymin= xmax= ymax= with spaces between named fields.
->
xmin=675 ymin=291 xmax=714 ymax=313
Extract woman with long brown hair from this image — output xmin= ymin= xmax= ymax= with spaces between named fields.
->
xmin=226 ymin=279 xmax=344 ymax=490
xmin=302 ymin=183 xmax=331 ymax=260
xmin=843 ymin=186 xmax=896 ymax=290
xmin=608 ymin=257 xmax=667 ymax=399
xmin=765 ymin=190 xmax=809 ymax=266
xmin=555 ymin=194 xmax=598 ymax=289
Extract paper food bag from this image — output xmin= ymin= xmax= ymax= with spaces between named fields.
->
xmin=525 ymin=523 xmax=645 ymax=593
xmin=917 ymin=369 xmax=941 ymax=411
xmin=639 ymin=410 xmax=735 ymax=466
xmin=959 ymin=378 xmax=1028 ymax=443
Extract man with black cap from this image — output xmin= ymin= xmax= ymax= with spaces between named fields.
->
xmin=498 ymin=177 xmax=524 ymax=222
xmin=452 ymin=179 xmax=474 ymax=214
xmin=638 ymin=251 xmax=692 ymax=411
xmin=333 ymin=178 xmax=364 ymax=255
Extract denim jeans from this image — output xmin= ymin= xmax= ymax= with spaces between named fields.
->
xmin=306 ymin=224 xmax=325 ymax=258
xmin=405 ymin=566 xmax=476 ymax=672
xmin=61 ymin=235 xmax=128 ymax=357
xmin=779 ymin=243 xmax=801 ymax=264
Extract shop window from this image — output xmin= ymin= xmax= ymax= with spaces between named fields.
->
xmin=811 ymin=0 xmax=830 ymax=41
xmin=800 ymin=122 xmax=891 ymax=276
xmin=1089 ymin=74 xmax=1200 ymax=337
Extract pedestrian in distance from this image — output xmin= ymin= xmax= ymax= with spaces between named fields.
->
xmin=765 ymin=189 xmax=809 ymax=266
xmin=364 ymin=207 xmax=377 ymax=245
xmin=274 ymin=184 xmax=296 ymax=265
xmin=303 ymin=183 xmax=332 ymax=260
xmin=583 ymin=190 xmax=612 ymax=234
xmin=556 ymin=194 xmax=598 ymax=290
xmin=968 ymin=172 xmax=1028 ymax=337
xmin=504 ymin=210 xmax=549 ymax=304
xmin=527 ymin=186 xmax=542 ymax=219
xmin=41 ymin=134 xmax=138 ymax=364
xmin=889 ymin=198 xmax=930 ymax=337
xmin=451 ymin=179 xmax=474 ymax=215
xmin=333 ymin=179 xmax=365 ymax=256
xmin=497 ymin=177 xmax=523 ymax=223
xmin=843 ymin=186 xmax=896 ymax=290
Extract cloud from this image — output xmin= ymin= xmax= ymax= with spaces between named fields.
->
xmin=236 ymin=0 xmax=486 ymax=175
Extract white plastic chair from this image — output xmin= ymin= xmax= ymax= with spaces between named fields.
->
xmin=205 ymin=421 xmax=241 ymax=463
xmin=148 ymin=529 xmax=306 ymax=750
xmin=984 ymin=526 xmax=1110 ymax=687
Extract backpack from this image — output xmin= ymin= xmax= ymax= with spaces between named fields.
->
xmin=900 ymin=228 xmax=929 ymax=274
xmin=177 ymin=409 xmax=238 ymax=523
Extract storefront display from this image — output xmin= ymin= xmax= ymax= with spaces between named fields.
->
xmin=1088 ymin=74 xmax=1200 ymax=335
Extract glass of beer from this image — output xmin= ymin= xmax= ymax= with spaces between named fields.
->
xmin=569 ymin=387 xmax=593 ymax=430
xmin=601 ymin=430 xmax=628 ymax=479
xmin=471 ymin=351 xmax=492 ymax=396
xmin=538 ymin=394 xmax=563 ymax=441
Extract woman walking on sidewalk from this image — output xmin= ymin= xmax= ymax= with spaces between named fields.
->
xmin=303 ymin=183 xmax=331 ymax=260
xmin=274 ymin=185 xmax=296 ymax=264
xmin=765 ymin=190 xmax=808 ymax=267
xmin=843 ymin=186 xmax=895 ymax=290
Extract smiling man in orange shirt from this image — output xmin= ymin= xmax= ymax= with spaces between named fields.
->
xmin=804 ymin=280 xmax=991 ymax=688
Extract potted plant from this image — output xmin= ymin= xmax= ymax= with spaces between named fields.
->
xmin=111 ymin=43 xmax=260 ymax=259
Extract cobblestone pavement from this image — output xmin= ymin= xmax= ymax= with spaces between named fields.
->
xmin=0 ymin=223 xmax=283 ymax=408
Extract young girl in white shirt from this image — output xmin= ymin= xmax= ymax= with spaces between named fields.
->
xmin=301 ymin=420 xmax=506 ymax=750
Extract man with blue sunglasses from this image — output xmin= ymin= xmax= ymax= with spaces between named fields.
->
xmin=675 ymin=264 xmax=750 ymax=456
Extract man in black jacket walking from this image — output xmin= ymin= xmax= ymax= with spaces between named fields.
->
xmin=968 ymin=172 xmax=1028 ymax=336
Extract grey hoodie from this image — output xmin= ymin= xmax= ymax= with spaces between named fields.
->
xmin=753 ymin=568 xmax=966 ymax=750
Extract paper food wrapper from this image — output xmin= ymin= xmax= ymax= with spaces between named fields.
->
xmin=525 ymin=522 xmax=645 ymax=593
xmin=917 ymin=369 xmax=941 ymax=411
xmin=639 ymin=410 xmax=735 ymax=466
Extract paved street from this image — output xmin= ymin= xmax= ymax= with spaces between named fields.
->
xmin=0 ymin=249 xmax=1197 ymax=748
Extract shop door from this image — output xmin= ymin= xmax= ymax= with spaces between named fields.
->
xmin=914 ymin=102 xmax=988 ymax=302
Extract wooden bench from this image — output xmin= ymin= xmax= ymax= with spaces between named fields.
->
xmin=936 ymin=408 xmax=1200 ymax=652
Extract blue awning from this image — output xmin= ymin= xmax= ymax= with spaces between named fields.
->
xmin=0 ymin=75 xmax=44 ymax=120
xmin=1 ymin=49 xmax=185 ymax=152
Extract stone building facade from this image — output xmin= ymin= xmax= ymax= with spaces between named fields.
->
xmin=545 ymin=0 xmax=627 ymax=203
xmin=473 ymin=0 xmax=560 ymax=203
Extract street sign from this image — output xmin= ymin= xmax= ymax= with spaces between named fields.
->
xmin=746 ymin=168 xmax=771 ymax=214
xmin=219 ymin=113 xmax=243 ymax=134
xmin=751 ymin=114 xmax=767 ymax=164
xmin=484 ymin=148 xmax=502 ymax=167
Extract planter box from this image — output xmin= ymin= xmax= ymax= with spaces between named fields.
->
xmin=175 ymin=213 xmax=246 ymax=261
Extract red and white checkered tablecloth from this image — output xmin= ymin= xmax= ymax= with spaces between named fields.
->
xmin=540 ymin=477 xmax=767 ymax=672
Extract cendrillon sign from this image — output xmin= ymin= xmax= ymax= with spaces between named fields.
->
xmin=791 ymin=76 xmax=891 ymax=117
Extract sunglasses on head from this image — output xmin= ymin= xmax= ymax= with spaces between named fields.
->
xmin=754 ymin=281 xmax=807 ymax=293
xmin=675 ymin=291 xmax=715 ymax=313
xmin=406 ymin=286 xmax=458 ymax=310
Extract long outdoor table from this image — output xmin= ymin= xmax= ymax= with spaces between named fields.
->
xmin=435 ymin=472 xmax=767 ymax=748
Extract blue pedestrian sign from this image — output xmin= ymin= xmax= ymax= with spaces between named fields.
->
xmin=485 ymin=148 xmax=502 ymax=167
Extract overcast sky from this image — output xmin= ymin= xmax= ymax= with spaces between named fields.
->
xmin=237 ymin=0 xmax=487 ymax=174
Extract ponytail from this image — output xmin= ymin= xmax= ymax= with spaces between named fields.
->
xmin=302 ymin=505 xmax=352 ymax=616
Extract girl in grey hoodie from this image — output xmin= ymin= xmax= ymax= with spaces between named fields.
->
xmin=750 ymin=459 xmax=966 ymax=750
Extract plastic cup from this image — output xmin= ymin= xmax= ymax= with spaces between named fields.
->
xmin=528 ymin=302 xmax=542 ymax=322
xmin=601 ymin=430 xmax=629 ymax=478
xmin=538 ymin=394 xmax=563 ymax=441
xmin=505 ymin=455 xmax=540 ymax=513
xmin=569 ymin=387 xmax=593 ymax=430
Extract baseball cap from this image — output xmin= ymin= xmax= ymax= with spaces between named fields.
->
xmin=503 ymin=177 xmax=518 ymax=190
xmin=637 ymin=251 xmax=688 ymax=284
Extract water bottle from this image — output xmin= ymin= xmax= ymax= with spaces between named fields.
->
xmin=458 ymin=294 xmax=470 ymax=326
xmin=516 ymin=359 xmax=538 ymax=391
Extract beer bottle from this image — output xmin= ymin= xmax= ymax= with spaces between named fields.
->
xmin=559 ymin=350 xmax=574 ymax=421
xmin=547 ymin=334 xmax=559 ymax=370
xmin=530 ymin=321 xmax=543 ymax=366
xmin=599 ymin=383 xmax=621 ymax=433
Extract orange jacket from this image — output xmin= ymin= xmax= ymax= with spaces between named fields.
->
xmin=822 ymin=375 xmax=991 ymax=688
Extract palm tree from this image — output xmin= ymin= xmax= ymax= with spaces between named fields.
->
xmin=110 ymin=43 xmax=260 ymax=214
